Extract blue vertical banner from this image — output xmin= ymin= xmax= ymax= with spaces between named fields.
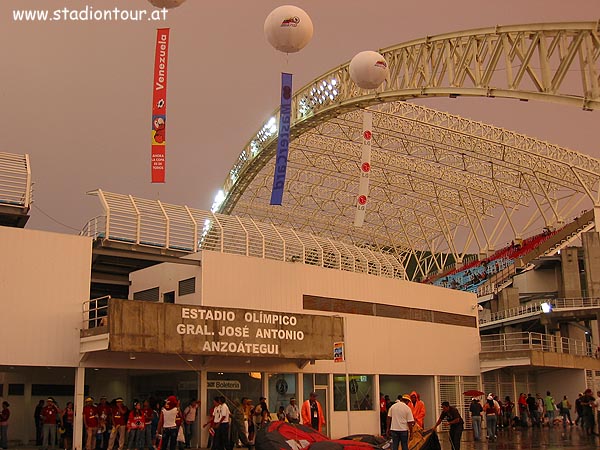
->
xmin=270 ymin=72 xmax=293 ymax=205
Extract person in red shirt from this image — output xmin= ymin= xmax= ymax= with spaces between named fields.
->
xmin=142 ymin=401 xmax=155 ymax=450
xmin=97 ymin=396 xmax=112 ymax=450
xmin=408 ymin=391 xmax=426 ymax=429
xmin=108 ymin=398 xmax=128 ymax=450
xmin=127 ymin=402 xmax=145 ymax=450
xmin=83 ymin=398 xmax=98 ymax=450
xmin=380 ymin=395 xmax=388 ymax=435
xmin=42 ymin=398 xmax=60 ymax=450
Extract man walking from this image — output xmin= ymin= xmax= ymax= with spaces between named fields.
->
xmin=386 ymin=395 xmax=414 ymax=450
xmin=544 ymin=391 xmax=556 ymax=426
xmin=183 ymin=400 xmax=198 ymax=448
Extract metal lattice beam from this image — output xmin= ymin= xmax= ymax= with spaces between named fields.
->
xmin=214 ymin=22 xmax=600 ymax=273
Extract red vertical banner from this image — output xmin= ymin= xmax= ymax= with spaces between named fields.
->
xmin=151 ymin=28 xmax=170 ymax=183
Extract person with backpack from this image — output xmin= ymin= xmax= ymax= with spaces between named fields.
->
xmin=559 ymin=395 xmax=573 ymax=428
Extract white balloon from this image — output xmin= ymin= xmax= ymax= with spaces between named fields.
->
xmin=264 ymin=5 xmax=313 ymax=54
xmin=148 ymin=0 xmax=186 ymax=8
xmin=349 ymin=51 xmax=390 ymax=90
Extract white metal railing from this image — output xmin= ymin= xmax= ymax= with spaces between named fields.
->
xmin=81 ymin=190 xmax=406 ymax=280
xmin=82 ymin=296 xmax=110 ymax=330
xmin=480 ymin=332 xmax=593 ymax=357
xmin=479 ymin=297 xmax=600 ymax=326
xmin=0 ymin=152 xmax=32 ymax=208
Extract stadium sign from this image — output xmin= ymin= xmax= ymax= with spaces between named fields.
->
xmin=107 ymin=299 xmax=343 ymax=359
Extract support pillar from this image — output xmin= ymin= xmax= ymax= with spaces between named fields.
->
xmin=583 ymin=232 xmax=600 ymax=297
xmin=200 ymin=370 xmax=207 ymax=449
xmin=73 ymin=367 xmax=86 ymax=450
xmin=560 ymin=247 xmax=582 ymax=298
xmin=498 ymin=287 xmax=520 ymax=311
xmin=194 ymin=370 xmax=202 ymax=449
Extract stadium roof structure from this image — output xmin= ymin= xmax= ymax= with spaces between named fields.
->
xmin=214 ymin=22 xmax=600 ymax=279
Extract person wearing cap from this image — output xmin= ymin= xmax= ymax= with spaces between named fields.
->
xmin=108 ymin=398 xmax=128 ymax=450
xmin=83 ymin=397 xmax=98 ymax=450
xmin=157 ymin=396 xmax=180 ymax=450
xmin=469 ymin=398 xmax=483 ymax=441
xmin=408 ymin=391 xmax=425 ymax=429
xmin=301 ymin=392 xmax=325 ymax=433
xmin=41 ymin=398 xmax=60 ymax=450
xmin=283 ymin=398 xmax=299 ymax=424
xmin=432 ymin=401 xmax=463 ymax=450
xmin=386 ymin=395 xmax=414 ymax=450
xmin=483 ymin=394 xmax=500 ymax=440
xmin=212 ymin=396 xmax=230 ymax=450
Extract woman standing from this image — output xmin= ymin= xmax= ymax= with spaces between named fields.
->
xmin=469 ymin=398 xmax=483 ymax=441
xmin=0 ymin=401 xmax=10 ymax=449
xmin=483 ymin=395 xmax=499 ymax=441
xmin=503 ymin=396 xmax=514 ymax=429
xmin=156 ymin=396 xmax=180 ymax=450
xmin=127 ymin=402 xmax=145 ymax=450
xmin=62 ymin=402 xmax=74 ymax=450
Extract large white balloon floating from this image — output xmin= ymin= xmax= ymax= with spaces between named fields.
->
xmin=264 ymin=5 xmax=314 ymax=54
xmin=147 ymin=0 xmax=186 ymax=8
xmin=349 ymin=51 xmax=389 ymax=90
xmin=264 ymin=5 xmax=314 ymax=206
xmin=349 ymin=51 xmax=388 ymax=226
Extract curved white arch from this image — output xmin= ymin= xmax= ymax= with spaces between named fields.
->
xmin=214 ymin=22 xmax=600 ymax=275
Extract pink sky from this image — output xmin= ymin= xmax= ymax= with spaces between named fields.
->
xmin=3 ymin=0 xmax=599 ymax=233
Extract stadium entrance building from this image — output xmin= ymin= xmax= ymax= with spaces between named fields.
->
xmin=1 ymin=215 xmax=480 ymax=448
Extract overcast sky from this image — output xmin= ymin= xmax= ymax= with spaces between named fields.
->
xmin=3 ymin=0 xmax=599 ymax=233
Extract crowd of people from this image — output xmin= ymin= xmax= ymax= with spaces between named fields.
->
xmin=203 ymin=392 xmax=325 ymax=450
xmin=468 ymin=389 xmax=600 ymax=441
xmin=7 ymin=387 xmax=600 ymax=450
xmin=381 ymin=391 xmax=465 ymax=450
xmin=0 ymin=391 xmax=329 ymax=450
xmin=31 ymin=396 xmax=197 ymax=450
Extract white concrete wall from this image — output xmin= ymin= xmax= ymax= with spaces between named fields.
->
xmin=126 ymin=250 xmax=481 ymax=439
xmin=537 ymin=368 xmax=586 ymax=416
xmin=197 ymin=251 xmax=481 ymax=377
xmin=0 ymin=227 xmax=91 ymax=366
xmin=128 ymin=254 xmax=201 ymax=303
xmin=513 ymin=268 xmax=558 ymax=294
xmin=0 ymin=367 xmax=77 ymax=445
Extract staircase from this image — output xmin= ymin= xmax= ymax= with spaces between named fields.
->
xmin=477 ymin=210 xmax=596 ymax=298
